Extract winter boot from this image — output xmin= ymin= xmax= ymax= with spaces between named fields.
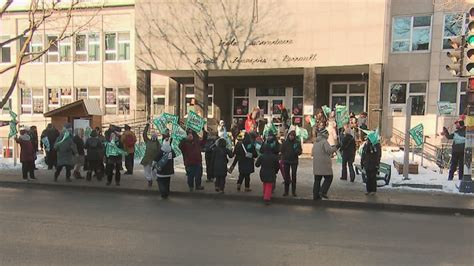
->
xmin=283 ymin=183 xmax=289 ymax=196
xmin=86 ymin=172 xmax=92 ymax=181
xmin=244 ymin=187 xmax=252 ymax=192
xmin=291 ymin=182 xmax=297 ymax=197
xmin=237 ymin=184 xmax=242 ymax=191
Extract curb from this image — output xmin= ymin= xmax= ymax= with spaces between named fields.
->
xmin=0 ymin=181 xmax=472 ymax=216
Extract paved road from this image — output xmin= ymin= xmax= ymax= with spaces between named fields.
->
xmin=0 ymin=187 xmax=472 ymax=266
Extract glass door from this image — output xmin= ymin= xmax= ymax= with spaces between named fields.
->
xmin=257 ymin=97 xmax=285 ymax=126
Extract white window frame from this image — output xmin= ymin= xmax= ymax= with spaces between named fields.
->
xmin=442 ymin=12 xmax=469 ymax=50
xmin=117 ymin=32 xmax=130 ymax=61
xmin=118 ymin=87 xmax=130 ymax=115
xmin=88 ymin=32 xmax=100 ymax=61
xmin=20 ymin=88 xmax=33 ymax=114
xmin=232 ymin=87 xmax=250 ymax=120
xmin=291 ymin=87 xmax=304 ymax=126
xmin=74 ymin=34 xmax=88 ymax=62
xmin=104 ymin=87 xmax=130 ymax=115
xmin=0 ymin=35 xmax=11 ymax=63
xmin=329 ymin=82 xmax=367 ymax=114
xmin=30 ymin=35 xmax=43 ymax=63
xmin=75 ymin=32 xmax=100 ymax=62
xmin=59 ymin=36 xmax=72 ymax=62
xmin=46 ymin=35 xmax=59 ymax=63
xmin=391 ymin=15 xmax=433 ymax=53
xmin=104 ymin=32 xmax=130 ymax=62
xmin=75 ymin=87 xmax=89 ymax=100
xmin=389 ymin=82 xmax=428 ymax=116
xmin=153 ymin=86 xmax=166 ymax=115
xmin=184 ymin=84 xmax=214 ymax=118
xmin=0 ymin=88 xmax=12 ymax=115
xmin=439 ymin=80 xmax=468 ymax=116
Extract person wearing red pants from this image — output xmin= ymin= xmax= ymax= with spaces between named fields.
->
xmin=255 ymin=144 xmax=279 ymax=205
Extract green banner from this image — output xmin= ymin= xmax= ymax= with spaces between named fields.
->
xmin=134 ymin=142 xmax=146 ymax=159
xmin=162 ymin=113 xmax=179 ymax=124
xmin=171 ymin=140 xmax=182 ymax=157
xmin=322 ymin=105 xmax=331 ymax=118
xmin=437 ymin=102 xmax=455 ymax=115
xmin=295 ymin=125 xmax=309 ymax=140
xmin=152 ymin=115 xmax=168 ymax=134
xmin=54 ymin=130 xmax=70 ymax=146
xmin=361 ymin=128 xmax=380 ymax=145
xmin=409 ymin=123 xmax=424 ymax=147
xmin=105 ymin=141 xmax=127 ymax=157
xmin=335 ymin=105 xmax=349 ymax=129
xmin=171 ymin=123 xmax=187 ymax=140
xmin=186 ymin=111 xmax=206 ymax=132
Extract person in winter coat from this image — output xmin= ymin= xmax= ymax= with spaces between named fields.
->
xmin=260 ymin=130 xmax=280 ymax=156
xmin=360 ymin=137 xmax=382 ymax=195
xmin=312 ymin=130 xmax=338 ymax=200
xmin=15 ymin=128 xmax=36 ymax=181
xmin=85 ymin=130 xmax=104 ymax=181
xmin=442 ymin=120 xmax=466 ymax=180
xmin=204 ymin=133 xmax=218 ymax=183
xmin=179 ymin=130 xmax=206 ymax=191
xmin=105 ymin=132 xmax=123 ymax=186
xmin=41 ymin=123 xmax=60 ymax=170
xmin=54 ymin=126 xmax=77 ymax=182
xmin=29 ymin=125 xmax=39 ymax=170
xmin=280 ymin=129 xmax=302 ymax=197
xmin=255 ymin=144 xmax=280 ymax=205
xmin=154 ymin=137 xmax=176 ymax=199
xmin=140 ymin=123 xmax=161 ymax=187
xmin=121 ymin=124 xmax=137 ymax=175
xmin=232 ymin=132 xmax=258 ymax=192
xmin=340 ymin=125 xmax=356 ymax=182
xmin=72 ymin=128 xmax=85 ymax=179
xmin=230 ymin=118 xmax=240 ymax=146
xmin=211 ymin=138 xmax=234 ymax=193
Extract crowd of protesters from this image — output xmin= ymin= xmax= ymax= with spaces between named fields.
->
xmin=14 ymin=104 xmax=427 ymax=205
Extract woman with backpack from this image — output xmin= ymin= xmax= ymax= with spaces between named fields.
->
xmin=211 ymin=138 xmax=233 ymax=193
xmin=154 ymin=136 xmax=176 ymax=199
xmin=232 ymin=132 xmax=258 ymax=192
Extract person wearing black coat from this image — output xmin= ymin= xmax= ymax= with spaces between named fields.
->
xmin=340 ymin=125 xmax=356 ymax=182
xmin=73 ymin=129 xmax=85 ymax=179
xmin=280 ymin=129 xmax=302 ymax=197
xmin=232 ymin=133 xmax=258 ymax=192
xmin=255 ymin=144 xmax=280 ymax=205
xmin=85 ymin=130 xmax=104 ymax=181
xmin=204 ymin=133 xmax=217 ymax=183
xmin=29 ymin=126 xmax=39 ymax=170
xmin=105 ymin=132 xmax=123 ymax=186
xmin=360 ymin=138 xmax=382 ymax=195
xmin=154 ymin=137 xmax=176 ymax=199
xmin=41 ymin=124 xmax=60 ymax=170
xmin=442 ymin=120 xmax=466 ymax=180
xmin=211 ymin=138 xmax=234 ymax=193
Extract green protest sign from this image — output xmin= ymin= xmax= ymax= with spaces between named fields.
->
xmin=322 ymin=105 xmax=331 ymax=118
xmin=295 ymin=125 xmax=309 ymax=140
xmin=437 ymin=102 xmax=455 ymax=115
xmin=186 ymin=111 xmax=206 ymax=132
xmin=361 ymin=128 xmax=380 ymax=145
xmin=152 ymin=115 xmax=168 ymax=134
xmin=134 ymin=142 xmax=146 ymax=159
xmin=162 ymin=113 xmax=179 ymax=124
xmin=171 ymin=123 xmax=187 ymax=140
xmin=409 ymin=123 xmax=424 ymax=147
xmin=171 ymin=140 xmax=182 ymax=157
xmin=8 ymin=109 xmax=17 ymax=138
xmin=335 ymin=105 xmax=349 ymax=128
xmin=105 ymin=141 xmax=127 ymax=157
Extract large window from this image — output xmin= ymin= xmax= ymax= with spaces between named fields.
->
xmin=105 ymin=87 xmax=130 ymax=115
xmin=21 ymin=88 xmax=43 ymax=114
xmin=390 ymin=82 xmax=427 ymax=115
xmin=105 ymin=32 xmax=130 ymax=61
xmin=442 ymin=13 xmax=469 ymax=49
xmin=153 ymin=86 xmax=166 ymax=115
xmin=0 ymin=88 xmax=12 ymax=114
xmin=330 ymin=82 xmax=366 ymax=114
xmin=392 ymin=15 xmax=432 ymax=52
xmin=47 ymin=35 xmax=59 ymax=62
xmin=75 ymin=33 xmax=100 ymax=62
xmin=76 ymin=87 xmax=88 ymax=100
xmin=47 ymin=87 xmax=72 ymax=110
xmin=184 ymin=84 xmax=214 ymax=118
xmin=59 ymin=37 xmax=72 ymax=62
xmin=440 ymin=81 xmax=468 ymax=115
xmin=292 ymin=87 xmax=303 ymax=126
xmin=0 ymin=36 xmax=11 ymax=63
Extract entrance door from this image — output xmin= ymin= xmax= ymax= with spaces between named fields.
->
xmin=257 ymin=97 xmax=285 ymax=125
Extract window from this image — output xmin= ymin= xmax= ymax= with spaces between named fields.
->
xmin=153 ymin=86 xmax=166 ymax=115
xmin=443 ymin=13 xmax=469 ymax=49
xmin=76 ymin=87 xmax=88 ymax=100
xmin=184 ymin=84 xmax=214 ymax=118
xmin=20 ymin=88 xmax=43 ymax=114
xmin=118 ymin=32 xmax=130 ymax=60
xmin=118 ymin=88 xmax=130 ymax=115
xmin=105 ymin=33 xmax=116 ymax=61
xmin=47 ymin=35 xmax=59 ymax=62
xmin=233 ymin=88 xmax=249 ymax=130
xmin=256 ymin=87 xmax=285 ymax=96
xmin=47 ymin=87 xmax=72 ymax=110
xmin=0 ymin=36 xmax=11 ymax=63
xmin=392 ymin=15 xmax=432 ymax=52
xmin=59 ymin=37 xmax=72 ymax=62
xmin=88 ymin=87 xmax=100 ymax=102
xmin=105 ymin=87 xmax=117 ymax=114
xmin=20 ymin=35 xmax=43 ymax=63
xmin=292 ymin=87 xmax=303 ymax=126
xmin=330 ymin=82 xmax=367 ymax=114
xmin=440 ymin=81 xmax=468 ymax=115
xmin=75 ymin=33 xmax=100 ymax=62
xmin=390 ymin=82 xmax=426 ymax=115
xmin=0 ymin=88 xmax=12 ymax=114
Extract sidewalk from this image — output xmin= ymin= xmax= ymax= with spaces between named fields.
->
xmin=0 ymin=158 xmax=473 ymax=216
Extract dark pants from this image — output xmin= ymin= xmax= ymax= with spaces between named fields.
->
xmin=46 ymin=150 xmax=57 ymax=169
xmin=215 ymin=175 xmax=226 ymax=191
xmin=366 ymin=169 xmax=377 ymax=193
xmin=22 ymin=161 xmax=35 ymax=180
xmin=313 ymin=175 xmax=333 ymax=198
xmin=106 ymin=162 xmax=121 ymax=184
xmin=186 ymin=165 xmax=202 ymax=189
xmin=341 ymin=157 xmax=355 ymax=181
xmin=205 ymin=152 xmax=214 ymax=181
xmin=283 ymin=163 xmax=298 ymax=194
xmin=125 ymin=153 xmax=134 ymax=174
xmin=55 ymin=165 xmax=72 ymax=180
xmin=157 ymin=177 xmax=171 ymax=198
xmin=448 ymin=151 xmax=464 ymax=180
xmin=237 ymin=173 xmax=251 ymax=188
xmin=87 ymin=160 xmax=103 ymax=180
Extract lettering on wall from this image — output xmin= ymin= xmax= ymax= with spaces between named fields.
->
xmin=194 ymin=53 xmax=318 ymax=66
xmin=218 ymin=38 xmax=294 ymax=47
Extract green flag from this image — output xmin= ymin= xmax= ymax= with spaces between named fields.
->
xmin=171 ymin=140 xmax=182 ymax=157
xmin=171 ymin=123 xmax=187 ymax=141
xmin=361 ymin=128 xmax=380 ymax=145
xmin=54 ymin=129 xmax=71 ymax=147
xmin=322 ymin=105 xmax=331 ymax=118
xmin=106 ymin=141 xmax=127 ymax=157
xmin=409 ymin=123 xmax=424 ymax=147
xmin=162 ymin=113 xmax=179 ymax=124
xmin=153 ymin=115 xmax=168 ymax=134
xmin=310 ymin=117 xmax=316 ymax=127
xmin=263 ymin=122 xmax=278 ymax=138
xmin=295 ymin=125 xmax=309 ymax=140
xmin=8 ymin=109 xmax=17 ymax=138
xmin=335 ymin=105 xmax=349 ymax=129
xmin=186 ymin=111 xmax=206 ymax=132
xmin=134 ymin=142 xmax=146 ymax=159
